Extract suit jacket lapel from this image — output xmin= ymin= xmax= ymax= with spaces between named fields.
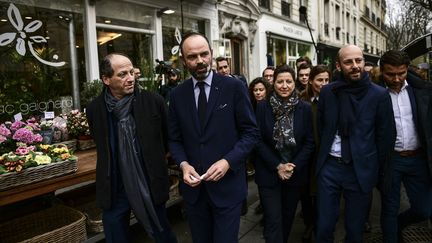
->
xmin=185 ymin=78 xmax=201 ymax=133
xmin=202 ymin=74 xmax=221 ymax=130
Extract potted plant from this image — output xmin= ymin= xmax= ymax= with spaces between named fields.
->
xmin=80 ymin=79 xmax=103 ymax=109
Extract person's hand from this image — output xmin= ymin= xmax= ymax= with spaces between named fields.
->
xmin=180 ymin=162 xmax=201 ymax=187
xmin=277 ymin=163 xmax=295 ymax=180
xmin=204 ymin=159 xmax=230 ymax=182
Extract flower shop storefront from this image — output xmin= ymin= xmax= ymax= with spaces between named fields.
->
xmin=0 ymin=0 xmax=194 ymax=240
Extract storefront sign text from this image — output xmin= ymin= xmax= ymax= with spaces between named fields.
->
xmin=0 ymin=98 xmax=73 ymax=115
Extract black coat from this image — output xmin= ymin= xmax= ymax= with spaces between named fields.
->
xmin=86 ymin=87 xmax=170 ymax=209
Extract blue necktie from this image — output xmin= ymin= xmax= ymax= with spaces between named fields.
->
xmin=197 ymin=82 xmax=207 ymax=127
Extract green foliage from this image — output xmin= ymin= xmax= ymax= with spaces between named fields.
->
xmin=80 ymin=79 xmax=103 ymax=108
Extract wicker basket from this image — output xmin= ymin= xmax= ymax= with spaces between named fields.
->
xmin=52 ymin=139 xmax=77 ymax=153
xmin=0 ymin=159 xmax=77 ymax=191
xmin=0 ymin=204 xmax=87 ymax=243
xmin=169 ymin=175 xmax=180 ymax=199
xmin=76 ymin=202 xmax=104 ymax=234
xmin=77 ymin=139 xmax=96 ymax=151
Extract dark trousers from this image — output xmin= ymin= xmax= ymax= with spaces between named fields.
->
xmin=380 ymin=153 xmax=432 ymax=243
xmin=102 ymin=187 xmax=177 ymax=243
xmin=184 ymin=185 xmax=242 ymax=243
xmin=259 ymin=183 xmax=302 ymax=243
xmin=316 ymin=157 xmax=371 ymax=243
xmin=300 ymin=185 xmax=316 ymax=228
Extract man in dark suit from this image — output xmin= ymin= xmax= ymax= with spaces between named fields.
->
xmin=168 ymin=32 xmax=259 ymax=243
xmin=315 ymin=45 xmax=394 ymax=242
xmin=379 ymin=50 xmax=432 ymax=243
xmin=86 ymin=53 xmax=177 ymax=243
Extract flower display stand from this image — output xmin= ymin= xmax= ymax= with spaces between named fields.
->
xmin=0 ymin=204 xmax=87 ymax=243
xmin=0 ymin=158 xmax=77 ymax=191
xmin=77 ymin=137 xmax=96 ymax=151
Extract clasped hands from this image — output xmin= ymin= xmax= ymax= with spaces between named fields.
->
xmin=181 ymin=159 xmax=230 ymax=187
xmin=277 ymin=162 xmax=295 ymax=180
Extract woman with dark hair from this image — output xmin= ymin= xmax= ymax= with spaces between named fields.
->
xmin=248 ymin=77 xmax=271 ymax=109
xmin=254 ymin=64 xmax=315 ymax=243
xmin=299 ymin=64 xmax=330 ymax=242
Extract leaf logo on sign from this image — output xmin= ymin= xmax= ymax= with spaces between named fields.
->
xmin=0 ymin=3 xmax=66 ymax=67
xmin=171 ymin=27 xmax=182 ymax=55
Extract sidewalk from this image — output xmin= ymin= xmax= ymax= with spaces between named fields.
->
xmin=129 ymin=178 xmax=432 ymax=243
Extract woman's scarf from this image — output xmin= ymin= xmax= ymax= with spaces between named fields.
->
xmin=105 ymin=88 xmax=162 ymax=235
xmin=270 ymin=91 xmax=299 ymax=151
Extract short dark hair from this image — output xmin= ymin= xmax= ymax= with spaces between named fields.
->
xmin=100 ymin=53 xmax=131 ymax=78
xmin=273 ymin=64 xmax=296 ymax=83
xmin=297 ymin=63 xmax=311 ymax=72
xmin=216 ymin=56 xmax=229 ymax=68
xmin=262 ymin=66 xmax=275 ymax=76
xmin=379 ymin=50 xmax=410 ymax=70
xmin=295 ymin=56 xmax=312 ymax=66
xmin=365 ymin=61 xmax=375 ymax=67
xmin=179 ymin=32 xmax=211 ymax=57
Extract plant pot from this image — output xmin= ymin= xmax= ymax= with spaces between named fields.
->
xmin=40 ymin=130 xmax=54 ymax=144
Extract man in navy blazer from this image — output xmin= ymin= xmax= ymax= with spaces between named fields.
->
xmin=379 ymin=50 xmax=432 ymax=243
xmin=315 ymin=45 xmax=394 ymax=242
xmin=168 ymin=32 xmax=259 ymax=243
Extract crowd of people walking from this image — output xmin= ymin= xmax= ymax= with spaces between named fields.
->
xmin=87 ymin=32 xmax=432 ymax=243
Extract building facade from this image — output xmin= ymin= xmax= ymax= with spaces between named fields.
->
xmin=252 ymin=0 xmax=316 ymax=79
xmin=316 ymin=0 xmax=387 ymax=70
xmin=0 ymin=0 xmax=219 ymax=120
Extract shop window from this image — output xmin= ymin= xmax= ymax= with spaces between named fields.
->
xmin=274 ymin=38 xmax=287 ymax=66
xmin=161 ymin=14 xmax=206 ymax=69
xmin=97 ymin=29 xmax=153 ymax=82
xmin=0 ymin=1 xmax=84 ymax=121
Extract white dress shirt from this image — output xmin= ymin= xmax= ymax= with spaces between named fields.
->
xmin=192 ymin=71 xmax=213 ymax=108
xmin=388 ymin=81 xmax=420 ymax=151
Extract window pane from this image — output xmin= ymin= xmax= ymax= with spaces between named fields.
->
xmin=274 ymin=38 xmax=287 ymax=66
xmin=0 ymin=1 xmax=84 ymax=121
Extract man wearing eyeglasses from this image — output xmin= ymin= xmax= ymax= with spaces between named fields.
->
xmin=315 ymin=45 xmax=394 ymax=243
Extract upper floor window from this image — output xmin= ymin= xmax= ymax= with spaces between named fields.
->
xmin=281 ymin=0 xmax=291 ymax=18
xmin=259 ymin=0 xmax=270 ymax=10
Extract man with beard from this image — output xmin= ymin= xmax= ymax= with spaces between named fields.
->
xmin=168 ymin=32 xmax=259 ymax=243
xmin=379 ymin=50 xmax=432 ymax=243
xmin=86 ymin=53 xmax=177 ymax=243
xmin=315 ymin=45 xmax=394 ymax=242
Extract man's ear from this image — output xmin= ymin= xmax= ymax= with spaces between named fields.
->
xmin=335 ymin=62 xmax=341 ymax=71
xmin=102 ymin=75 xmax=110 ymax=86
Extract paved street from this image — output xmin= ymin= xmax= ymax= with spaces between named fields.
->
xmin=126 ymin=176 xmax=432 ymax=243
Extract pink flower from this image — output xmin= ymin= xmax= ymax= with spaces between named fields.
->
xmin=0 ymin=124 xmax=11 ymax=137
xmin=12 ymin=128 xmax=34 ymax=144
xmin=15 ymin=146 xmax=30 ymax=155
xmin=10 ymin=121 xmax=25 ymax=131
xmin=0 ymin=135 xmax=7 ymax=143
xmin=32 ymin=134 xmax=43 ymax=143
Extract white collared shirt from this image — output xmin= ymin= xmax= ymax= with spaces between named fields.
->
xmin=388 ymin=80 xmax=420 ymax=151
xmin=192 ymin=71 xmax=213 ymax=108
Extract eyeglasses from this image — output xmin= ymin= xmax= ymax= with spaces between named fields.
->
xmin=341 ymin=58 xmax=364 ymax=66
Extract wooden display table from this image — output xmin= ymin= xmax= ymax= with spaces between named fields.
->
xmin=0 ymin=149 xmax=97 ymax=206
